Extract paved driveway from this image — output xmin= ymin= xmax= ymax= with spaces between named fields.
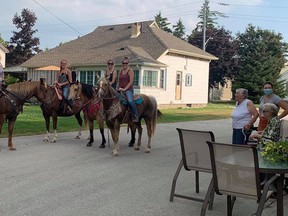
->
xmin=0 ymin=119 xmax=286 ymax=216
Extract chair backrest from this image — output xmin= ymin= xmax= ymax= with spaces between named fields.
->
xmin=176 ymin=128 xmax=215 ymax=173
xmin=280 ymin=119 xmax=288 ymax=141
xmin=206 ymin=141 xmax=261 ymax=200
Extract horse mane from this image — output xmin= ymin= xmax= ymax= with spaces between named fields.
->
xmin=7 ymin=81 xmax=39 ymax=98
xmin=80 ymin=82 xmax=94 ymax=99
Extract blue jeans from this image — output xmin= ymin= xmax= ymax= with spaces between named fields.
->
xmin=232 ymin=128 xmax=245 ymax=144
xmin=125 ymin=89 xmax=138 ymax=117
xmin=62 ymin=86 xmax=70 ymax=100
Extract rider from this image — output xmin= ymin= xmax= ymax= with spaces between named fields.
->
xmin=117 ymin=56 xmax=139 ymax=122
xmin=54 ymin=59 xmax=73 ymax=113
xmin=105 ymin=59 xmax=117 ymax=89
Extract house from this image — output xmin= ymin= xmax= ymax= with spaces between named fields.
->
xmin=0 ymin=43 xmax=9 ymax=68
xmin=209 ymin=79 xmax=233 ymax=101
xmin=21 ymin=20 xmax=218 ymax=108
xmin=279 ymin=62 xmax=288 ymax=100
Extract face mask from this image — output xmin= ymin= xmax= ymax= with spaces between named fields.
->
xmin=263 ymin=89 xmax=273 ymax=95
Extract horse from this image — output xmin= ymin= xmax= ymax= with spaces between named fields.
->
xmin=0 ymin=79 xmax=46 ymax=150
xmin=67 ymin=82 xmax=106 ymax=147
xmin=94 ymin=77 xmax=162 ymax=157
xmin=40 ymin=82 xmax=88 ymax=143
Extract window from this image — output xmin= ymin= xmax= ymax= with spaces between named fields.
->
xmin=134 ymin=70 xmax=139 ymax=86
xmin=79 ymin=71 xmax=101 ymax=85
xmin=143 ymin=70 xmax=157 ymax=87
xmin=160 ymin=69 xmax=166 ymax=89
xmin=185 ymin=73 xmax=192 ymax=86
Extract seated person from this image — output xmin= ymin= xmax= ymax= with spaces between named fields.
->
xmin=250 ymin=103 xmax=281 ymax=147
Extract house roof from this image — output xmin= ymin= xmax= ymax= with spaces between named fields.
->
xmin=0 ymin=44 xmax=9 ymax=53
xmin=21 ymin=20 xmax=217 ymax=68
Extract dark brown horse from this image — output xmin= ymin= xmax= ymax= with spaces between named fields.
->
xmin=40 ymin=83 xmax=88 ymax=143
xmin=0 ymin=79 xmax=46 ymax=150
xmin=94 ymin=77 xmax=162 ymax=156
xmin=67 ymin=82 xmax=106 ymax=147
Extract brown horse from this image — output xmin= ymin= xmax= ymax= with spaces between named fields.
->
xmin=67 ymin=82 xmax=106 ymax=147
xmin=0 ymin=79 xmax=46 ymax=150
xmin=94 ymin=77 xmax=162 ymax=156
xmin=40 ymin=83 xmax=87 ymax=143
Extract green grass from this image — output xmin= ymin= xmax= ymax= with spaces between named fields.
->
xmin=0 ymin=102 xmax=235 ymax=137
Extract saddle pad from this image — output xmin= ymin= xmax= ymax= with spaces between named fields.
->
xmin=118 ymin=94 xmax=143 ymax=106
xmin=82 ymin=101 xmax=101 ymax=116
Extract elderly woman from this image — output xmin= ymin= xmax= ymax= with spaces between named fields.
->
xmin=231 ymin=88 xmax=259 ymax=144
xmin=250 ymin=103 xmax=281 ymax=147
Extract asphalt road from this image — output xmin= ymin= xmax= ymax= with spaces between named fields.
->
xmin=0 ymin=119 xmax=284 ymax=216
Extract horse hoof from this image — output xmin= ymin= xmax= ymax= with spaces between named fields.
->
xmin=43 ymin=139 xmax=48 ymax=142
xmin=86 ymin=143 xmax=92 ymax=147
xmin=145 ymin=149 xmax=151 ymax=153
xmin=9 ymin=147 xmax=16 ymax=151
xmin=134 ymin=147 xmax=140 ymax=151
xmin=51 ymin=140 xmax=56 ymax=143
xmin=128 ymin=143 xmax=134 ymax=147
xmin=112 ymin=151 xmax=119 ymax=157
xmin=75 ymin=136 xmax=80 ymax=139
xmin=99 ymin=144 xmax=105 ymax=148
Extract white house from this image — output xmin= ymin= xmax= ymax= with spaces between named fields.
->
xmin=0 ymin=43 xmax=9 ymax=68
xmin=22 ymin=20 xmax=218 ymax=108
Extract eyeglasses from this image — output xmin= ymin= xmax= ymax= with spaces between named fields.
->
xmin=122 ymin=62 xmax=128 ymax=65
xmin=108 ymin=63 xmax=114 ymax=65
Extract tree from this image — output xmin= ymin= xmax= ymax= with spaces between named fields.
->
xmin=0 ymin=34 xmax=6 ymax=46
xmin=188 ymin=27 xmax=239 ymax=88
xmin=234 ymin=24 xmax=288 ymax=102
xmin=6 ymin=8 xmax=42 ymax=66
xmin=172 ymin=19 xmax=186 ymax=40
xmin=196 ymin=0 xmax=218 ymax=31
xmin=154 ymin=12 xmax=172 ymax=33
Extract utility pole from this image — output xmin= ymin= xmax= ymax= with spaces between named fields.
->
xmin=203 ymin=0 xmax=207 ymax=51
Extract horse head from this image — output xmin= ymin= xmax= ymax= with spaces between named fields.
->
xmin=96 ymin=77 xmax=113 ymax=99
xmin=68 ymin=80 xmax=82 ymax=103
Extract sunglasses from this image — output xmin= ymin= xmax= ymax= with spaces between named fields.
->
xmin=108 ymin=63 xmax=114 ymax=65
xmin=263 ymin=110 xmax=270 ymax=113
xmin=122 ymin=62 xmax=128 ymax=65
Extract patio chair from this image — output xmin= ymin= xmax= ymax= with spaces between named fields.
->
xmin=206 ymin=141 xmax=278 ymax=216
xmin=170 ymin=128 xmax=215 ymax=211
xmin=280 ymin=119 xmax=288 ymax=141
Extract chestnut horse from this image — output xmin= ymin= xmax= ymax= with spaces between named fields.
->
xmin=67 ymin=82 xmax=106 ymax=147
xmin=0 ymin=79 xmax=46 ymax=150
xmin=94 ymin=77 xmax=162 ymax=156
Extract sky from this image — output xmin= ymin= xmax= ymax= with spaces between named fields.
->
xmin=1 ymin=0 xmax=288 ymax=50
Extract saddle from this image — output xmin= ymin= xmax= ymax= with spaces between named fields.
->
xmin=54 ymin=86 xmax=63 ymax=100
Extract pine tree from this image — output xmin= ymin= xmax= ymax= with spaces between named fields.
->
xmin=155 ymin=12 xmax=172 ymax=33
xmin=172 ymin=19 xmax=186 ymax=40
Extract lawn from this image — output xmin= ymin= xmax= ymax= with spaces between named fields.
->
xmin=0 ymin=102 xmax=235 ymax=137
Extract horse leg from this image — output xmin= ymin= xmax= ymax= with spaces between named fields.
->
xmin=128 ymin=124 xmax=136 ymax=147
xmin=109 ymin=123 xmax=120 ymax=157
xmin=144 ymin=119 xmax=153 ymax=153
xmin=74 ymin=112 xmax=83 ymax=139
xmin=51 ymin=114 xmax=58 ymax=143
xmin=97 ymin=115 xmax=106 ymax=148
xmin=7 ymin=117 xmax=17 ymax=150
xmin=43 ymin=116 xmax=50 ymax=142
xmin=134 ymin=123 xmax=143 ymax=151
xmin=86 ymin=119 xmax=94 ymax=147
xmin=0 ymin=115 xmax=4 ymax=150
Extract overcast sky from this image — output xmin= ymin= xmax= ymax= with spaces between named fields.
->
xmin=1 ymin=0 xmax=288 ymax=49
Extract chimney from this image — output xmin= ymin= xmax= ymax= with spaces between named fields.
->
xmin=131 ymin=22 xmax=141 ymax=38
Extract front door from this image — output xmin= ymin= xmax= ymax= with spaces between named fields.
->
xmin=175 ymin=72 xmax=182 ymax=100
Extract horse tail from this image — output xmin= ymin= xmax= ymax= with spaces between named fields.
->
xmin=148 ymin=95 xmax=159 ymax=136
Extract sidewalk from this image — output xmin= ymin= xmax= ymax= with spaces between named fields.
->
xmin=0 ymin=119 xmax=287 ymax=216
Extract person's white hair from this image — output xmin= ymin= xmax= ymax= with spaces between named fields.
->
xmin=263 ymin=103 xmax=278 ymax=117
xmin=236 ymin=88 xmax=248 ymax=99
